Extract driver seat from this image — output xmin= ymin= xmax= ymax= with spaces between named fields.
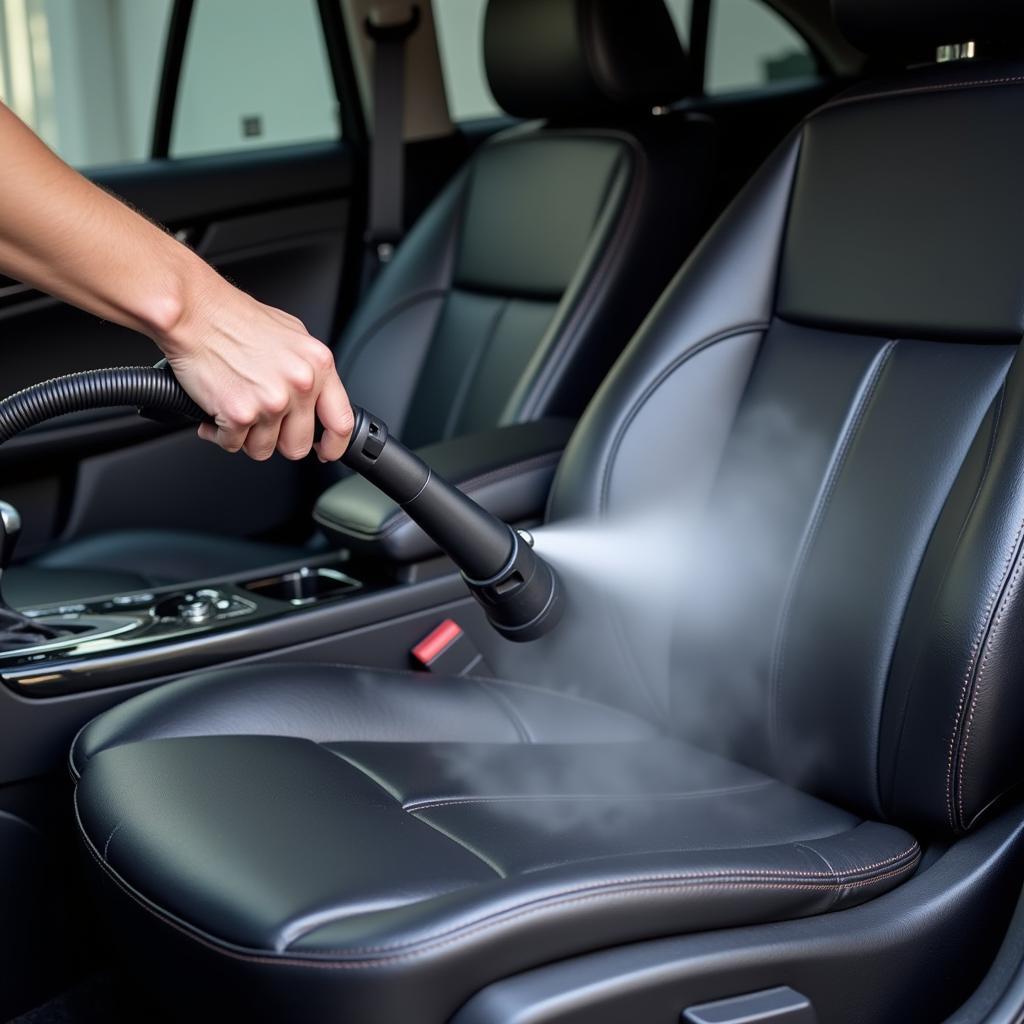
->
xmin=72 ymin=1 xmax=1024 ymax=1020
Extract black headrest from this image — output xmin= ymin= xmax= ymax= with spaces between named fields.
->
xmin=483 ymin=0 xmax=690 ymax=121
xmin=832 ymin=0 xmax=1024 ymax=61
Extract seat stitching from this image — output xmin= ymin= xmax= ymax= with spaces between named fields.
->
xmin=880 ymin=383 xmax=1005 ymax=814
xmin=822 ymin=75 xmax=1024 ymax=114
xmin=516 ymin=135 xmax=647 ymax=422
xmin=957 ymin=543 xmax=1024 ymax=827
xmin=103 ymin=821 xmax=124 ymax=862
xmin=769 ymin=339 xmax=896 ymax=760
xmin=251 ymin=852 xmax=917 ymax=954
xmin=76 ymin=785 xmax=917 ymax=945
xmin=291 ymin=864 xmax=922 ymax=960
xmin=946 ymin=516 xmax=1024 ymax=830
xmin=794 ymin=841 xmax=842 ymax=911
xmin=463 ymin=126 xmax=654 ymax=424
xmin=77 ymin=816 xmax=919 ymax=970
xmin=403 ymin=779 xmax=777 ymax=812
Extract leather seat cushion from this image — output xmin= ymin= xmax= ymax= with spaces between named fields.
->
xmin=73 ymin=665 xmax=920 ymax=1020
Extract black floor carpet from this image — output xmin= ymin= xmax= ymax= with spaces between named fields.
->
xmin=7 ymin=975 xmax=164 ymax=1024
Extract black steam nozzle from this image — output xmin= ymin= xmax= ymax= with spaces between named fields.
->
xmin=341 ymin=407 xmax=562 ymax=642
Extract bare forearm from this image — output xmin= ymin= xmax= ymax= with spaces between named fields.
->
xmin=0 ymin=102 xmax=352 ymax=461
xmin=0 ymin=103 xmax=217 ymax=344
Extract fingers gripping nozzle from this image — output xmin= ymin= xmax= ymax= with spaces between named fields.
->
xmin=341 ymin=408 xmax=563 ymax=642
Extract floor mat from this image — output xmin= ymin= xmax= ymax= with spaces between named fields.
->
xmin=7 ymin=975 xmax=160 ymax=1024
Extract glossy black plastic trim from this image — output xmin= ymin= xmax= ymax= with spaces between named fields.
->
xmin=151 ymin=0 xmax=194 ymax=158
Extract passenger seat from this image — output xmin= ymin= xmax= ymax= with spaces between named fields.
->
xmin=27 ymin=0 xmax=715 ymax=590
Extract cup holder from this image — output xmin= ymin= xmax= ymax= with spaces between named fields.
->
xmin=243 ymin=567 xmax=361 ymax=606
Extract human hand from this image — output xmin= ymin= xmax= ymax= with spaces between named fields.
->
xmin=157 ymin=277 xmax=353 ymax=462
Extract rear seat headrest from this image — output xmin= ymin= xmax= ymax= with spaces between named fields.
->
xmin=484 ymin=0 xmax=691 ymax=121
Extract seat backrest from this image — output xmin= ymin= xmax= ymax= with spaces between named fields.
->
xmin=336 ymin=0 xmax=714 ymax=449
xmin=534 ymin=0 xmax=1024 ymax=838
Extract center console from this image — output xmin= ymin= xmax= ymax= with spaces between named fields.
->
xmin=0 ymin=417 xmax=573 ymax=792
xmin=0 ymin=550 xmax=460 ymax=696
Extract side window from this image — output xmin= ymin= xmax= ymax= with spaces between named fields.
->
xmin=706 ymin=0 xmax=817 ymax=94
xmin=663 ymin=0 xmax=693 ymax=44
xmin=171 ymin=0 xmax=339 ymax=159
xmin=432 ymin=0 xmax=501 ymax=123
xmin=0 ymin=0 xmax=172 ymax=167
xmin=431 ymin=0 xmax=815 ymax=120
xmin=666 ymin=0 xmax=817 ymax=96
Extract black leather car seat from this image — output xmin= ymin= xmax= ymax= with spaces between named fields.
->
xmin=28 ymin=0 xmax=713 ymax=591
xmin=71 ymin=1 xmax=1024 ymax=1020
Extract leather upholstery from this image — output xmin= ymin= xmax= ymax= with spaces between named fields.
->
xmin=338 ymin=119 xmax=713 ymax=448
xmin=504 ymin=66 xmax=1024 ymax=836
xmin=484 ymin=0 xmax=691 ymax=120
xmin=314 ymin=418 xmax=575 ymax=560
xmin=31 ymin=0 xmax=712 ymax=590
xmin=72 ymin=666 xmax=918 ymax=1023
xmin=72 ymin=17 xmax=1024 ymax=1024
xmin=778 ymin=66 xmax=1024 ymax=341
xmin=832 ymin=0 xmax=1024 ymax=60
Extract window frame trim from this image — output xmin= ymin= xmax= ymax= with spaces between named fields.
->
xmin=688 ymin=0 xmax=830 ymax=98
xmin=151 ymin=0 xmax=194 ymax=159
xmin=151 ymin=0 xmax=364 ymax=161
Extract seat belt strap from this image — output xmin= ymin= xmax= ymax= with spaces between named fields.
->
xmin=363 ymin=3 xmax=420 ymax=281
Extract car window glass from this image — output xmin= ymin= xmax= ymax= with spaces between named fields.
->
xmin=0 ymin=0 xmax=172 ymax=167
xmin=707 ymin=0 xmax=816 ymax=94
xmin=432 ymin=0 xmax=501 ymax=122
xmin=171 ymin=0 xmax=339 ymax=159
xmin=662 ymin=0 xmax=693 ymax=43
xmin=667 ymin=0 xmax=816 ymax=95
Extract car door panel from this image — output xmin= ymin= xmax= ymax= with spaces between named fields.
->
xmin=0 ymin=142 xmax=356 ymax=558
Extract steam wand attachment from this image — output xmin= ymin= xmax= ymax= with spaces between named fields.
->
xmin=0 ymin=366 xmax=563 ymax=643
xmin=341 ymin=407 xmax=563 ymax=642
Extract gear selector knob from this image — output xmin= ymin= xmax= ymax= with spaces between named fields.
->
xmin=0 ymin=501 xmax=21 ymax=575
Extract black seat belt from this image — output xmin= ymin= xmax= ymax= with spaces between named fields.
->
xmin=363 ymin=3 xmax=420 ymax=285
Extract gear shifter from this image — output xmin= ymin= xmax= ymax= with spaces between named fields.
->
xmin=0 ymin=501 xmax=67 ymax=649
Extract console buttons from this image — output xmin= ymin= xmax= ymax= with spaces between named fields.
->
xmin=178 ymin=598 xmax=214 ymax=624
xmin=155 ymin=589 xmax=256 ymax=626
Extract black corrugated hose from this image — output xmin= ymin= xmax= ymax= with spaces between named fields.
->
xmin=0 ymin=366 xmax=206 ymax=444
